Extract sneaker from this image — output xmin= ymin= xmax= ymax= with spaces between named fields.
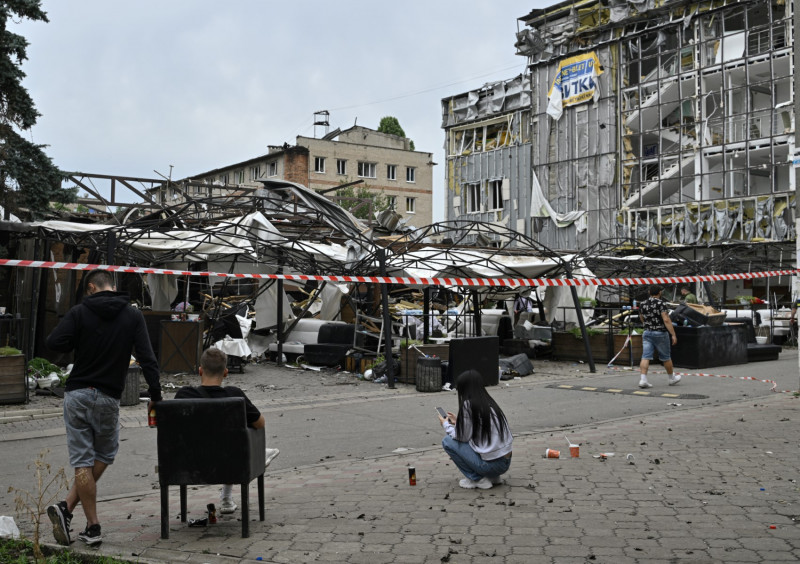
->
xmin=638 ymin=378 xmax=653 ymax=389
xmin=219 ymin=498 xmax=237 ymax=514
xmin=668 ymin=374 xmax=682 ymax=386
xmin=47 ymin=501 xmax=72 ymax=546
xmin=77 ymin=524 xmax=102 ymax=546
xmin=459 ymin=477 xmax=493 ymax=490
xmin=264 ymin=448 xmax=280 ymax=468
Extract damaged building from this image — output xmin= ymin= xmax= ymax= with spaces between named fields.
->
xmin=443 ymin=0 xmax=796 ymax=275
xmin=150 ymin=124 xmax=435 ymax=229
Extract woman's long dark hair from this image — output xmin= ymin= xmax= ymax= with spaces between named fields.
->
xmin=454 ymin=370 xmax=509 ymax=444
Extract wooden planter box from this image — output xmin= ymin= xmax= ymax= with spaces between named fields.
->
xmin=552 ymin=332 xmax=642 ymax=365
xmin=399 ymin=345 xmax=449 ymax=384
xmin=0 ymin=354 xmax=27 ymax=405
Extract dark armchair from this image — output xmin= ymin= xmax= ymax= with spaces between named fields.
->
xmin=156 ymin=398 xmax=266 ymax=538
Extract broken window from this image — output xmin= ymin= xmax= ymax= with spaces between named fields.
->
xmin=465 ymin=183 xmax=481 ymax=214
xmin=249 ymin=166 xmax=260 ymax=181
xmin=488 ymin=180 xmax=503 ymax=211
xmin=268 ymin=162 xmax=278 ymax=177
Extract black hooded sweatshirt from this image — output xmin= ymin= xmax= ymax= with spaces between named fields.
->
xmin=47 ymin=291 xmax=162 ymax=401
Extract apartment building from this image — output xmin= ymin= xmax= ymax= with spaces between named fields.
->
xmin=444 ymin=0 xmax=796 ymax=258
xmin=157 ymin=126 xmax=434 ymax=229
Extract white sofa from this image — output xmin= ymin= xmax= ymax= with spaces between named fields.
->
xmin=267 ymin=318 xmax=348 ymax=356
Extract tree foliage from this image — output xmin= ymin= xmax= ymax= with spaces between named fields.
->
xmin=335 ymin=184 xmax=389 ymax=220
xmin=377 ymin=116 xmax=415 ymax=151
xmin=0 ymin=0 xmax=75 ymax=219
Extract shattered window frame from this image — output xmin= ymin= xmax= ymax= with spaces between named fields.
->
xmin=465 ymin=183 xmax=481 ymax=214
xmin=267 ymin=161 xmax=278 ymax=177
xmin=488 ymin=179 xmax=503 ymax=211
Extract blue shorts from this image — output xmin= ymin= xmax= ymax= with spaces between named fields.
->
xmin=63 ymin=388 xmax=120 ymax=468
xmin=641 ymin=330 xmax=672 ymax=361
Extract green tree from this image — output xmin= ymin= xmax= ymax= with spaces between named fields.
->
xmin=335 ymin=184 xmax=389 ymax=220
xmin=377 ymin=116 xmax=415 ymax=151
xmin=0 ymin=0 xmax=75 ymax=219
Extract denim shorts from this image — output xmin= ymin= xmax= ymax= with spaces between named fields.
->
xmin=641 ymin=330 xmax=672 ymax=362
xmin=63 ymin=388 xmax=120 ymax=468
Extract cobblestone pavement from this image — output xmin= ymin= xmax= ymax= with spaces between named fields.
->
xmin=3 ymin=360 xmax=800 ymax=563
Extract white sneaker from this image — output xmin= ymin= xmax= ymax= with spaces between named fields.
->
xmin=264 ymin=448 xmax=280 ymax=468
xmin=219 ymin=498 xmax=237 ymax=514
xmin=638 ymin=378 xmax=652 ymax=389
xmin=459 ymin=477 xmax=493 ymax=489
xmin=668 ymin=374 xmax=681 ymax=386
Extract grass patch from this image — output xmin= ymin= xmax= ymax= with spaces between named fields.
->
xmin=0 ymin=538 xmax=135 ymax=563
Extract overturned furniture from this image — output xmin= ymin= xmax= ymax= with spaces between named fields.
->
xmin=157 ymin=398 xmax=265 ymax=538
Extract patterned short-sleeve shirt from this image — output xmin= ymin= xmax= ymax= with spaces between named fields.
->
xmin=639 ymin=296 xmax=669 ymax=331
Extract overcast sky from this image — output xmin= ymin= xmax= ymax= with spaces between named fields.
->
xmin=16 ymin=1 xmax=547 ymax=220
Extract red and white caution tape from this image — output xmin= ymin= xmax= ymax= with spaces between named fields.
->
xmin=608 ymin=364 xmax=789 ymax=393
xmin=0 ymin=259 xmax=796 ymax=288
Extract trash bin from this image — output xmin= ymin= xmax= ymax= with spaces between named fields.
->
xmin=416 ymin=357 xmax=442 ymax=392
xmin=120 ymin=365 xmax=141 ymax=406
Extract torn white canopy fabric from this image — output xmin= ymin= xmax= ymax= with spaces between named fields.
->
xmin=530 ymin=169 xmax=586 ymax=227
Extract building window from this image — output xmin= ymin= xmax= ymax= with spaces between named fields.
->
xmin=489 ymin=179 xmax=503 ymax=211
xmin=314 ymin=157 xmax=326 ymax=173
xmin=235 ymin=170 xmax=244 ymax=184
xmin=406 ymin=167 xmax=416 ymax=183
xmin=249 ymin=166 xmax=260 ymax=181
xmin=336 ymin=159 xmax=346 ymax=175
xmin=387 ymin=164 xmax=397 ymax=180
xmin=357 ymin=161 xmax=377 ymax=178
xmin=387 ymin=195 xmax=397 ymax=209
xmin=220 ymin=173 xmax=229 ymax=184
xmin=406 ymin=197 xmax=416 ymax=214
xmin=268 ymin=162 xmax=278 ymax=177
xmin=466 ymin=183 xmax=481 ymax=213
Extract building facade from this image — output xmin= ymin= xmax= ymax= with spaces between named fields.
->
xmin=159 ymin=126 xmax=434 ymax=229
xmin=444 ymin=0 xmax=796 ymax=258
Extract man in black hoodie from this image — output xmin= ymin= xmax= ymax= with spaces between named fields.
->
xmin=45 ymin=269 xmax=162 ymax=546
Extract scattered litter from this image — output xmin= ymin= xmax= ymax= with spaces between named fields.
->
xmin=0 ymin=516 xmax=20 ymax=539
xmin=626 ymin=454 xmax=635 ymax=464
xmin=188 ymin=518 xmax=208 ymax=527
xmin=442 ymin=383 xmax=452 ymax=391
xmin=769 ymin=525 xmax=777 ymax=529
xmin=667 ymin=403 xmax=682 ymax=407
xmin=373 ymin=375 xmax=387 ymax=383
xmin=301 ymin=364 xmax=323 ymax=372
xmin=765 ymin=451 xmax=773 ymax=454
xmin=392 ymin=447 xmax=411 ymax=453
xmin=592 ymin=453 xmax=615 ymax=459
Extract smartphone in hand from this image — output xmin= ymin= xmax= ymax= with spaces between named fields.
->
xmin=435 ymin=407 xmax=448 ymax=420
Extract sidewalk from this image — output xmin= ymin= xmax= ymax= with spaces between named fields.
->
xmin=38 ymin=391 xmax=800 ymax=563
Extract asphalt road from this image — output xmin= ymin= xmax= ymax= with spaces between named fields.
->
xmin=1 ymin=350 xmax=797 ymax=514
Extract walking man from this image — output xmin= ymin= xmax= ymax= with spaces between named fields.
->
xmin=638 ymin=285 xmax=680 ymax=388
xmin=46 ymin=269 xmax=162 ymax=545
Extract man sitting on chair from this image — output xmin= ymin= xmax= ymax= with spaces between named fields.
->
xmin=175 ymin=348 xmax=279 ymax=514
